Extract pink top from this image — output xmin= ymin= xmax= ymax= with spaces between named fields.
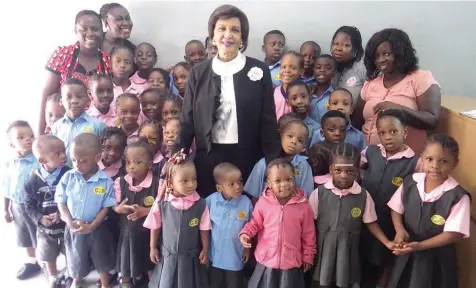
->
xmin=112 ymin=81 xmax=145 ymax=108
xmin=314 ymin=174 xmax=332 ymax=185
xmin=143 ymin=191 xmax=211 ymax=231
xmin=388 ymin=173 xmax=470 ymax=237
xmin=274 ymin=86 xmax=292 ymax=120
xmin=98 ymin=159 xmax=123 ymax=178
xmin=87 ymin=105 xmax=116 ymax=127
xmin=360 ymin=144 xmax=422 ymax=172
xmin=309 ymin=180 xmax=378 ymax=223
xmin=153 ymin=152 xmax=164 ymax=165
xmin=113 ymin=171 xmax=160 ymax=202
xmin=130 ymin=71 xmax=149 ymax=91
xmin=361 ymin=70 xmax=440 ymax=155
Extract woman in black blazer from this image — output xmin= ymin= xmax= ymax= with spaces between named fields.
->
xmin=178 ymin=4 xmax=281 ymax=197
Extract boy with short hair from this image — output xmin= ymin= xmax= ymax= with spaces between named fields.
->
xmin=170 ymin=39 xmax=206 ymax=94
xmin=262 ymin=30 xmax=286 ymax=87
xmin=2 ymin=120 xmax=41 ymax=280
xmin=300 ymin=41 xmax=321 ymax=90
xmin=24 ymin=135 xmax=70 ymax=287
xmin=45 ymin=93 xmax=66 ymax=134
xmin=55 ymin=133 xmax=116 ymax=288
xmin=309 ymin=54 xmax=336 ymax=124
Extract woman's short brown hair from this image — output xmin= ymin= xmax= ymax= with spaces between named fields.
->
xmin=208 ymin=5 xmax=249 ymax=52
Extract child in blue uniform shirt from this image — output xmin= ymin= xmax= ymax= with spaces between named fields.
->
xmin=55 ymin=133 xmax=116 ymax=288
xmin=245 ymin=119 xmax=313 ymax=198
xmin=262 ymin=30 xmax=285 ymax=87
xmin=206 ymin=163 xmax=253 ymax=288
xmin=51 ymin=78 xmax=107 ymax=166
xmin=300 ymin=41 xmax=321 ymax=91
xmin=309 ymin=54 xmax=335 ymax=123
xmin=319 ymin=110 xmax=348 ymax=146
xmin=2 ymin=120 xmax=41 ymax=280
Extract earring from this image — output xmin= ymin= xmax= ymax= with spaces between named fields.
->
xmin=240 ymin=42 xmax=243 ymax=49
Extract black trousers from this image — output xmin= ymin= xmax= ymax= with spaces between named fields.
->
xmin=209 ymin=266 xmax=244 ymax=288
xmin=194 ymin=144 xmax=261 ymax=198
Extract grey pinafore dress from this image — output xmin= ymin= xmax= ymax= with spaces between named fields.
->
xmin=361 ymin=145 xmax=417 ymax=265
xmin=313 ymin=185 xmax=367 ymax=288
xmin=387 ymin=176 xmax=470 ymax=288
xmin=148 ymin=198 xmax=209 ymax=288
xmin=116 ymin=175 xmax=159 ymax=277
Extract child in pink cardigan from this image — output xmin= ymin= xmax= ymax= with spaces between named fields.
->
xmin=239 ymin=158 xmax=316 ymax=288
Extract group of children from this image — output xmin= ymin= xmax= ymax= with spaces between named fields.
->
xmin=2 ymin=25 xmax=471 ymax=288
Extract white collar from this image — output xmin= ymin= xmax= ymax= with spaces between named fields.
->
xmin=212 ymin=52 xmax=246 ymax=76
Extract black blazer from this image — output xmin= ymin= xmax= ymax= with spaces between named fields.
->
xmin=179 ymin=56 xmax=280 ymax=163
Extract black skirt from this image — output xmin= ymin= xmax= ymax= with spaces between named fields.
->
xmin=248 ymin=263 xmax=305 ymax=288
xmin=116 ymin=224 xmax=154 ymax=278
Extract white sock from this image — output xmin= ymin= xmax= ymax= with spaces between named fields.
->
xmin=28 ymin=257 xmax=37 ymax=264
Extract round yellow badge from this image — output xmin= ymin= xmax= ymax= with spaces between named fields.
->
xmin=392 ymin=177 xmax=403 ymax=187
xmin=431 ymin=214 xmax=446 ymax=226
xmin=114 ymin=119 xmax=121 ymax=127
xmin=237 ymin=211 xmax=246 ymax=221
xmin=143 ymin=196 xmax=155 ymax=207
xmin=83 ymin=126 xmax=93 ymax=133
xmin=189 ymin=218 xmax=199 ymax=227
xmin=351 ymin=207 xmax=362 ymax=218
xmin=94 ymin=186 xmax=105 ymax=195
xmin=274 ymin=74 xmax=281 ymax=81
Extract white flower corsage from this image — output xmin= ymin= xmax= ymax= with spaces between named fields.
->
xmin=247 ymin=67 xmax=263 ymax=81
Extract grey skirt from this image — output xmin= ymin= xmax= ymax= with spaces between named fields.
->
xmin=248 ymin=263 xmax=305 ymax=288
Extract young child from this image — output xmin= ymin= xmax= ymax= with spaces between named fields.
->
xmin=206 ymin=163 xmax=253 ymax=288
xmin=111 ymin=46 xmax=145 ymax=107
xmin=172 ymin=62 xmax=191 ymax=98
xmin=131 ymin=42 xmax=158 ymax=91
xmin=319 ymin=110 xmax=348 ymax=145
xmin=161 ymin=93 xmax=183 ymax=124
xmin=286 ymin=79 xmax=321 ymax=149
xmin=55 ymin=133 xmax=117 ymax=288
xmin=24 ymin=135 xmax=70 ymax=286
xmin=2 ymin=121 xmax=41 ymax=280
xmin=308 ymin=141 xmax=333 ymax=188
xmin=162 ymin=118 xmax=181 ymax=158
xmin=138 ymin=120 xmax=167 ymax=176
xmin=309 ymin=143 xmax=395 ymax=288
xmin=87 ymin=74 xmax=116 ymax=127
xmin=51 ymin=78 xmax=106 ymax=166
xmin=99 ymin=127 xmax=127 ymax=180
xmin=360 ymin=109 xmax=419 ymax=288
xmin=140 ymin=88 xmax=166 ymax=122
xmin=148 ymin=68 xmax=170 ymax=93
xmin=113 ymin=141 xmax=161 ymax=287
xmin=327 ymin=88 xmax=366 ymax=151
xmin=205 ymin=36 xmax=218 ymax=59
xmin=262 ymin=30 xmax=286 ymax=87
xmin=274 ymin=51 xmax=304 ymax=119
xmin=240 ymin=158 xmax=316 ymax=288
xmin=45 ymin=93 xmax=65 ymax=134
xmin=309 ymin=54 xmax=336 ymax=124
xmin=387 ymin=133 xmax=470 ymax=288
xmin=300 ymin=41 xmax=321 ymax=89
xmin=245 ymin=119 xmax=314 ymax=198
xmin=115 ymin=93 xmax=141 ymax=140
xmin=169 ymin=40 xmax=206 ymax=94
xmin=144 ymin=150 xmax=211 ymax=287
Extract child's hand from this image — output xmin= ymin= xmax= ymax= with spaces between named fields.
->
xmin=242 ymin=248 xmax=251 ymax=263
xmin=394 ymin=229 xmax=410 ymax=248
xmin=40 ymin=215 xmax=54 ymax=227
xmin=116 ymin=199 xmax=134 ymax=215
xmin=127 ymin=205 xmax=148 ymax=221
xmin=69 ymin=220 xmax=80 ymax=230
xmin=4 ymin=210 xmax=12 ymax=223
xmin=239 ymin=234 xmax=252 ymax=248
xmin=385 ymin=241 xmax=398 ymax=250
xmin=73 ymin=221 xmax=92 ymax=234
xmin=199 ymin=249 xmax=208 ymax=264
xmin=50 ymin=212 xmax=61 ymax=224
xmin=303 ymin=263 xmax=312 ymax=273
xmin=393 ymin=242 xmax=420 ymax=255
xmin=150 ymin=247 xmax=160 ymax=264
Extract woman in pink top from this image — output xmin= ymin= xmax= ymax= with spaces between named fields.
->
xmin=353 ymin=29 xmax=441 ymax=155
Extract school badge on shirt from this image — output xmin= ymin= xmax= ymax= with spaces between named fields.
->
xmin=431 ymin=214 xmax=446 ymax=226
xmin=392 ymin=177 xmax=403 ymax=187
xmin=346 ymin=76 xmax=357 ymax=87
xmin=94 ymin=186 xmax=105 ymax=195
xmin=83 ymin=126 xmax=93 ymax=133
xmin=274 ymin=74 xmax=281 ymax=81
xmin=114 ymin=119 xmax=121 ymax=127
xmin=143 ymin=196 xmax=154 ymax=207
xmin=351 ymin=207 xmax=362 ymax=218
xmin=294 ymin=168 xmax=301 ymax=176
xmin=189 ymin=218 xmax=199 ymax=227
xmin=237 ymin=210 xmax=247 ymax=221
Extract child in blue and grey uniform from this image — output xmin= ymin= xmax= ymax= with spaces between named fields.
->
xmin=24 ymin=135 xmax=70 ymax=287
xmin=56 ymin=133 xmax=117 ymax=288
xmin=206 ymin=162 xmax=253 ymax=288
xmin=2 ymin=120 xmax=41 ymax=280
xmin=300 ymin=41 xmax=321 ymax=91
xmin=262 ymin=30 xmax=286 ymax=87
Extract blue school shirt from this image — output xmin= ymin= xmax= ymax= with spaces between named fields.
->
xmin=51 ymin=112 xmax=107 ymax=166
xmin=169 ymin=71 xmax=179 ymax=95
xmin=244 ymin=155 xmax=314 ymax=198
xmin=1 ymin=153 xmax=40 ymax=203
xmin=309 ymin=86 xmax=334 ymax=124
xmin=39 ymin=167 xmax=63 ymax=186
xmin=314 ymin=124 xmax=367 ymax=152
xmin=55 ymin=169 xmax=116 ymax=223
xmin=206 ymin=192 xmax=253 ymax=271
xmin=303 ymin=116 xmax=321 ymax=150
xmin=269 ymin=61 xmax=282 ymax=87
xmin=301 ymin=76 xmax=317 ymax=87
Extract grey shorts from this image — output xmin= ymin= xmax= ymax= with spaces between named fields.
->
xmin=36 ymin=230 xmax=65 ymax=262
xmin=11 ymin=201 xmax=37 ymax=248
xmin=65 ymin=223 xmax=115 ymax=279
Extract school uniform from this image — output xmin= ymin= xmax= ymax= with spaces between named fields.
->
xmin=86 ymin=105 xmax=117 ymax=127
xmin=301 ymin=75 xmax=317 ymax=94
xmin=169 ymin=71 xmax=180 ymax=95
xmin=309 ymin=180 xmax=377 ymax=287
xmin=206 ymin=192 xmax=253 ymax=288
xmin=313 ymin=123 xmax=367 ymax=152
xmin=143 ymin=191 xmax=211 ymax=288
xmin=152 ymin=152 xmax=167 ymax=177
xmin=55 ymin=169 xmax=117 ymax=279
xmin=112 ymin=81 xmax=145 ymax=108
xmin=130 ymin=71 xmax=150 ymax=91
xmin=303 ymin=116 xmax=321 ymax=150
xmin=360 ymin=144 xmax=418 ymax=266
xmin=114 ymin=172 xmax=159 ymax=278
xmin=387 ymin=173 xmax=471 ymax=288
xmin=332 ymin=60 xmax=366 ymax=106
xmin=313 ymin=174 xmax=332 ymax=189
xmin=273 ymin=86 xmax=292 ymax=120
xmin=51 ymin=112 xmax=107 ymax=166
xmin=269 ymin=61 xmax=282 ymax=87
xmin=1 ymin=152 xmax=40 ymax=248
xmin=309 ymin=85 xmax=334 ymax=124
xmin=24 ymin=166 xmax=70 ymax=262
xmin=245 ymin=154 xmax=314 ymax=198
xmin=98 ymin=159 xmax=125 ymax=181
